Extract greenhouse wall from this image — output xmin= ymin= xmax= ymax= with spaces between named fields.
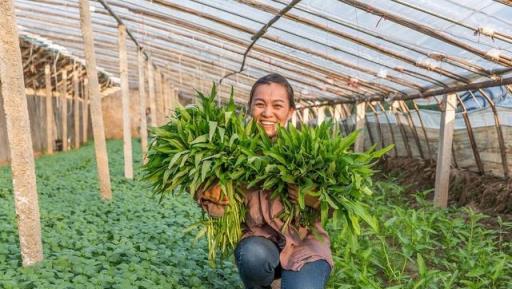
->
xmin=362 ymin=106 xmax=512 ymax=177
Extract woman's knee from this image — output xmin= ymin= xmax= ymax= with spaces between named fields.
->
xmin=236 ymin=237 xmax=279 ymax=269
xmin=235 ymin=237 xmax=280 ymax=284
xmin=281 ymin=260 xmax=331 ymax=289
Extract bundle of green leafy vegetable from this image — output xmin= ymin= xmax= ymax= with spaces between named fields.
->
xmin=144 ymin=85 xmax=257 ymax=262
xmin=247 ymin=123 xmax=393 ymax=236
xmin=144 ymin=84 xmax=392 ymax=263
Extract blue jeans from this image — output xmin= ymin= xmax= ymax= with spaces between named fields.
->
xmin=235 ymin=236 xmax=331 ymax=289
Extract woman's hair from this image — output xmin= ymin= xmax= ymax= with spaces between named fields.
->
xmin=248 ymin=73 xmax=296 ymax=109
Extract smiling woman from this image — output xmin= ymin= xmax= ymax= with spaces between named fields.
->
xmin=249 ymin=73 xmax=296 ymax=138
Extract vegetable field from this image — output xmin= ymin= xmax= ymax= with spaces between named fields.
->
xmin=1 ymin=140 xmax=510 ymax=289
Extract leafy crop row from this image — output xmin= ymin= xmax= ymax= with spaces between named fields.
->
xmin=0 ymin=140 xmax=509 ymax=288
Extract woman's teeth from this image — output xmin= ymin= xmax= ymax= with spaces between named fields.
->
xmin=260 ymin=121 xmax=275 ymax=125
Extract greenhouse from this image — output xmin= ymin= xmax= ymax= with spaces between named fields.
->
xmin=0 ymin=0 xmax=511 ymax=288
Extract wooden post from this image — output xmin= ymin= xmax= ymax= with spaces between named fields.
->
xmin=161 ymin=75 xmax=166 ymax=121
xmin=163 ymin=76 xmax=170 ymax=120
xmin=0 ymin=0 xmax=44 ymax=266
xmin=118 ymin=24 xmax=133 ymax=179
xmin=138 ymin=49 xmax=148 ymax=163
xmin=354 ymin=101 xmax=366 ymax=152
xmin=44 ymin=64 xmax=54 ymax=154
xmin=156 ymin=69 xmax=164 ymax=125
xmin=82 ymin=77 xmax=89 ymax=143
xmin=316 ymin=105 xmax=325 ymax=124
xmin=434 ymin=93 xmax=457 ymax=208
xmin=79 ymin=0 xmax=112 ymax=200
xmin=61 ymin=70 xmax=68 ymax=151
xmin=302 ymin=108 xmax=310 ymax=125
xmin=147 ymin=59 xmax=157 ymax=127
xmin=291 ymin=110 xmax=297 ymax=127
xmin=73 ymin=68 xmax=80 ymax=149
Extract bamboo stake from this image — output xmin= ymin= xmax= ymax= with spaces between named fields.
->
xmin=61 ymin=69 xmax=68 ymax=151
xmin=138 ymin=49 xmax=148 ymax=163
xmin=79 ymin=0 xmax=112 ymax=200
xmin=44 ymin=64 xmax=54 ymax=154
xmin=73 ymin=67 xmax=80 ymax=149
xmin=0 ymin=0 xmax=44 ymax=266
xmin=118 ymin=24 xmax=133 ymax=179
xmin=434 ymin=93 xmax=457 ymax=208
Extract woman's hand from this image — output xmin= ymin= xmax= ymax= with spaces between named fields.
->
xmin=195 ymin=183 xmax=229 ymax=218
xmin=287 ymin=184 xmax=320 ymax=209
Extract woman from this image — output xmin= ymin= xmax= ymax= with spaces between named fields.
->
xmin=197 ymin=73 xmax=332 ymax=289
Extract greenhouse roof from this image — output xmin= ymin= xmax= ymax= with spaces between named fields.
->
xmin=14 ymin=0 xmax=512 ymax=105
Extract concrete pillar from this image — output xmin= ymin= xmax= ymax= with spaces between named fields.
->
xmin=137 ymin=49 xmax=148 ymax=164
xmin=118 ymin=24 xmax=133 ymax=179
xmin=73 ymin=68 xmax=80 ymax=149
xmin=147 ymin=59 xmax=157 ymax=127
xmin=0 ymin=0 xmax=44 ymax=266
xmin=44 ymin=64 xmax=54 ymax=154
xmin=61 ymin=69 xmax=68 ymax=151
xmin=79 ymin=0 xmax=112 ymax=200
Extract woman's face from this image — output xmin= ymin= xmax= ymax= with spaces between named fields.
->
xmin=250 ymin=82 xmax=294 ymax=138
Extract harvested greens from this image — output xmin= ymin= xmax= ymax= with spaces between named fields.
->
xmin=144 ymin=85 xmax=392 ymax=263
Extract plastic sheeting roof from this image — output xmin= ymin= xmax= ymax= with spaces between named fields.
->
xmin=13 ymin=0 xmax=512 ymax=104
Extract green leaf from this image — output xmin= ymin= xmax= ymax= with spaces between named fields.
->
xmin=208 ymin=121 xmax=218 ymax=142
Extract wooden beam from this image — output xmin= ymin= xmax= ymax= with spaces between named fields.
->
xmin=118 ymin=24 xmax=133 ymax=179
xmin=79 ymin=0 xmax=112 ymax=200
xmin=434 ymin=93 xmax=457 ymax=208
xmin=44 ymin=64 xmax=54 ymax=154
xmin=354 ymin=101 xmax=366 ymax=152
xmin=138 ymin=49 xmax=148 ymax=164
xmin=0 ymin=0 xmax=44 ymax=266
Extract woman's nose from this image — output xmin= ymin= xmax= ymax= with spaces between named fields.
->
xmin=262 ymin=106 xmax=272 ymax=117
